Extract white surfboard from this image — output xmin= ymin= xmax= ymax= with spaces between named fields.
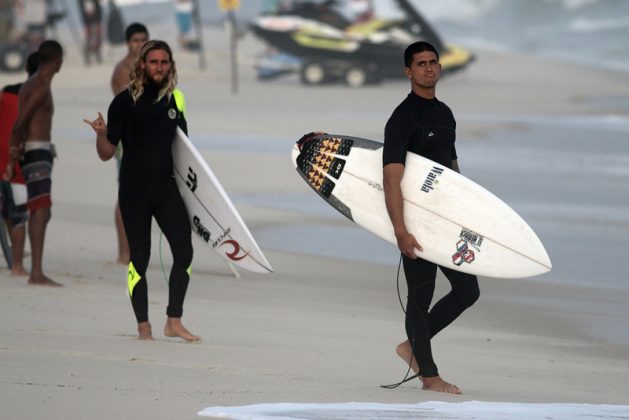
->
xmin=172 ymin=127 xmax=273 ymax=273
xmin=292 ymin=134 xmax=551 ymax=279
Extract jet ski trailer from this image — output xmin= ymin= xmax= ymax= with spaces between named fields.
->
xmin=250 ymin=0 xmax=474 ymax=87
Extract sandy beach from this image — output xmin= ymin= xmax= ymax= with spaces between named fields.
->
xmin=1 ymin=24 xmax=628 ymax=419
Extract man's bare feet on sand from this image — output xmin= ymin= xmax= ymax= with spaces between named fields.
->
xmin=137 ymin=322 xmax=155 ymax=340
xmin=396 ymin=340 xmax=420 ymax=374
xmin=164 ymin=317 xmax=200 ymax=342
xmin=28 ymin=273 xmax=62 ymax=286
xmin=11 ymin=267 xmax=29 ymax=277
xmin=397 ymin=341 xmax=462 ymax=393
xmin=422 ymin=376 xmax=462 ymax=394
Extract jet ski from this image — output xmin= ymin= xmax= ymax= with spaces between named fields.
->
xmin=250 ymin=0 xmax=474 ymax=87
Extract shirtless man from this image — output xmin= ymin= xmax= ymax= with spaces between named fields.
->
xmin=111 ymin=23 xmax=149 ymax=94
xmin=6 ymin=40 xmax=63 ymax=286
xmin=0 ymin=52 xmax=38 ymax=277
xmin=109 ymin=23 xmax=149 ymax=264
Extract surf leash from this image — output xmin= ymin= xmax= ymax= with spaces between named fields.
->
xmin=159 ymin=232 xmax=170 ymax=286
xmin=380 ymin=254 xmax=421 ymax=389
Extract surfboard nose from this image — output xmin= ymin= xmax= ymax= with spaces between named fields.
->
xmin=538 ymin=245 xmax=553 ymax=273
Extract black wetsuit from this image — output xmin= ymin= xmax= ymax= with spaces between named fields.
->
xmin=384 ymin=92 xmax=480 ymax=378
xmin=107 ymin=84 xmax=193 ymax=323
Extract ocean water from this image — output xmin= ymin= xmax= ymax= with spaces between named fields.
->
xmin=423 ymin=0 xmax=629 ymax=72
xmin=198 ymin=401 xmax=629 ymax=420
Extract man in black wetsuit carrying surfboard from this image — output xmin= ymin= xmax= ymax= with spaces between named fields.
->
xmin=84 ymin=40 xmax=199 ymax=342
xmin=383 ymin=41 xmax=480 ymax=393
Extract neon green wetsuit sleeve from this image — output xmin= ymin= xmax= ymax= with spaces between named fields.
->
xmin=173 ymin=88 xmax=186 ymax=116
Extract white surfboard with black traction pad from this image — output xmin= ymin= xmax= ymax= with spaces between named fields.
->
xmin=292 ymin=134 xmax=551 ymax=278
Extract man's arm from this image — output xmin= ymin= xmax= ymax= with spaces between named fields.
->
xmin=9 ymin=85 xmax=47 ymax=154
xmin=383 ymin=163 xmax=422 ymax=259
xmin=111 ymin=61 xmax=129 ymax=95
xmin=96 ymin=131 xmax=116 ymax=161
xmin=84 ymin=112 xmax=116 ymax=161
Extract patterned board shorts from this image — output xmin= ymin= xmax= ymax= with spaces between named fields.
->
xmin=21 ymin=142 xmax=55 ymax=212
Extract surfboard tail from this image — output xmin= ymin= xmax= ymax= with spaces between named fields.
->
xmin=174 ymin=127 xmax=273 ymax=275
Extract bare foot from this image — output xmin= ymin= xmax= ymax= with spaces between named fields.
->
xmin=11 ymin=267 xmax=29 ymax=277
xmin=116 ymin=255 xmax=130 ymax=265
xmin=28 ymin=273 xmax=63 ymax=287
xmin=137 ymin=322 xmax=155 ymax=340
xmin=396 ymin=340 xmax=420 ymax=374
xmin=164 ymin=317 xmax=200 ymax=342
xmin=422 ymin=376 xmax=462 ymax=394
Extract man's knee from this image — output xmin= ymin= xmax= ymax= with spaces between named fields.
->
xmin=462 ymin=280 xmax=480 ymax=308
xmin=175 ymin=244 xmax=193 ymax=269
xmin=450 ymin=277 xmax=480 ymax=309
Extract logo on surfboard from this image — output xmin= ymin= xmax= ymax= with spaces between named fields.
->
xmin=193 ymin=216 xmax=211 ymax=243
xmin=452 ymin=229 xmax=484 ymax=266
xmin=421 ymin=166 xmax=444 ymax=193
xmin=191 ymin=219 xmax=249 ymax=261
xmin=186 ymin=167 xmax=198 ymax=192
xmin=220 ymin=239 xmax=250 ymax=261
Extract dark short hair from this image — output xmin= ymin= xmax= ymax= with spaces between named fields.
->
xmin=37 ymin=40 xmax=63 ymax=64
xmin=25 ymin=52 xmax=39 ymax=76
xmin=125 ymin=22 xmax=149 ymax=42
xmin=404 ymin=41 xmax=439 ymax=68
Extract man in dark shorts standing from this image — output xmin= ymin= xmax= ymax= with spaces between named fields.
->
xmin=0 ymin=52 xmax=38 ymax=277
xmin=383 ymin=41 xmax=479 ymax=393
xmin=6 ymin=40 xmax=63 ymax=287
xmin=85 ymin=40 xmax=198 ymax=342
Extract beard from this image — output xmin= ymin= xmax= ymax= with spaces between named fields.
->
xmin=145 ymin=69 xmax=168 ymax=88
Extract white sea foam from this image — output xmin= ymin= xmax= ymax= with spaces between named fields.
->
xmin=198 ymin=401 xmax=629 ymax=419
xmin=570 ymin=15 xmax=629 ymax=33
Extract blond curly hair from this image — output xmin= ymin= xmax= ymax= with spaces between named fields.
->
xmin=129 ymin=40 xmax=178 ymax=104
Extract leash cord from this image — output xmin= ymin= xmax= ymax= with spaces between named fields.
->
xmin=380 ymin=255 xmax=420 ymax=389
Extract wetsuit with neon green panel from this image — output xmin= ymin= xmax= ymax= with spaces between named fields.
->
xmin=106 ymin=84 xmax=192 ymax=323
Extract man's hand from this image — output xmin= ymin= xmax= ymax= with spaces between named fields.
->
xmin=84 ymin=112 xmax=116 ymax=161
xmin=2 ymin=162 xmax=14 ymax=182
xmin=297 ymin=131 xmax=327 ymax=150
xmin=8 ymin=145 xmax=22 ymax=161
xmin=83 ymin=112 xmax=107 ymax=135
xmin=395 ymin=229 xmax=423 ymax=259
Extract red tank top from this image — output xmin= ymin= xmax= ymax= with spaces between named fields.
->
xmin=0 ymin=85 xmax=25 ymax=184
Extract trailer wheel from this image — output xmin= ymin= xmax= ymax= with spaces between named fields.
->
xmin=0 ymin=44 xmax=26 ymax=73
xmin=344 ymin=66 xmax=368 ymax=88
xmin=300 ymin=61 xmax=326 ymax=85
